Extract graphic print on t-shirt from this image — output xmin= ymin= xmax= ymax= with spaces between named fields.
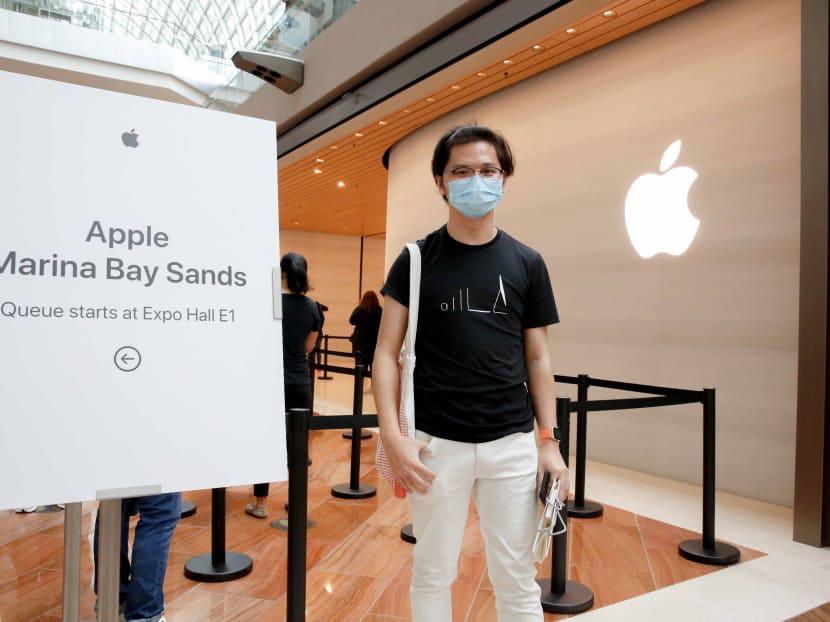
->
xmin=439 ymin=274 xmax=508 ymax=315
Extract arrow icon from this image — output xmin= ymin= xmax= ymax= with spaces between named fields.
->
xmin=114 ymin=346 xmax=141 ymax=372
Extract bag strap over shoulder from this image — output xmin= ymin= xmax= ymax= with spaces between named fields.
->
xmin=405 ymin=242 xmax=421 ymax=352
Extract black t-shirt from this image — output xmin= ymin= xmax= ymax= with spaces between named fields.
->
xmin=381 ymin=226 xmax=559 ymax=443
xmin=282 ymin=293 xmax=322 ymax=386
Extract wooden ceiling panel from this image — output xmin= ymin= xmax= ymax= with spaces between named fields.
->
xmin=277 ymin=0 xmax=707 ymax=238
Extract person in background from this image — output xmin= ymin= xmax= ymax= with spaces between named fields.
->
xmin=93 ymin=493 xmax=182 ymax=622
xmin=373 ymin=124 xmax=569 ymax=621
xmin=245 ymin=251 xmax=321 ymax=519
xmin=348 ymin=290 xmax=383 ymax=375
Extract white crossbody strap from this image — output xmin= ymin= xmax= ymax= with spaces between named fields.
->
xmin=399 ymin=242 xmax=420 ymax=438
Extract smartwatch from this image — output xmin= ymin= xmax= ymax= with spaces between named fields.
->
xmin=538 ymin=427 xmax=562 ymax=442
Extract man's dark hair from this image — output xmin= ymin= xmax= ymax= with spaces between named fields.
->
xmin=431 ymin=125 xmax=515 ymax=179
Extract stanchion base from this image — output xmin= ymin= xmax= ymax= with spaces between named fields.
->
xmin=184 ymin=552 xmax=253 ymax=582
xmin=331 ymin=483 xmax=376 ymax=499
xmin=678 ymin=539 xmax=740 ymax=565
xmin=271 ymin=518 xmax=317 ymax=531
xmin=317 ymin=375 xmax=333 ymax=381
xmin=567 ymin=499 xmax=604 ymax=519
xmin=181 ymin=501 xmax=197 ymax=518
xmin=342 ymin=430 xmax=373 ymax=440
xmin=537 ymin=578 xmax=594 ymax=614
xmin=401 ymin=523 xmax=416 ymax=544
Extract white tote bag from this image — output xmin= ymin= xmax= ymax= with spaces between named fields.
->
xmin=376 ymin=242 xmax=420 ymax=498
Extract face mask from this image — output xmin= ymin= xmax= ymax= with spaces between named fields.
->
xmin=446 ymin=176 xmax=503 ymax=219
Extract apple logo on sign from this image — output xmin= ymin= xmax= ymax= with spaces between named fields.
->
xmin=121 ymin=129 xmax=139 ymax=148
xmin=624 ymin=139 xmax=699 ymax=258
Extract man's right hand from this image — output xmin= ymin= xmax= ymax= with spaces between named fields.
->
xmin=386 ymin=435 xmax=436 ymax=495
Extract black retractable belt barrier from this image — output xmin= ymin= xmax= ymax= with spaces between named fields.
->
xmin=332 ymin=364 xmax=377 ymax=499
xmin=678 ymin=388 xmax=740 ymax=564
xmin=317 ymin=335 xmax=333 ymax=380
xmin=287 ymin=408 xmax=311 ymax=622
xmin=537 ymin=398 xmax=594 ymax=614
xmin=184 ymin=488 xmax=253 ymax=582
xmin=567 ymin=374 xmax=604 ymax=518
xmin=343 ymin=352 xmax=372 ymax=440
xmin=286 ymin=408 xmax=379 ymax=621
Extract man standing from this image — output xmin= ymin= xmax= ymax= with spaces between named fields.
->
xmin=94 ymin=493 xmax=181 ymax=622
xmin=373 ymin=125 xmax=569 ymax=621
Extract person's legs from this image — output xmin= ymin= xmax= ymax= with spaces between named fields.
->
xmin=474 ymin=432 xmax=542 ymax=621
xmin=122 ymin=492 xmax=181 ymax=622
xmin=408 ymin=433 xmax=475 ymax=621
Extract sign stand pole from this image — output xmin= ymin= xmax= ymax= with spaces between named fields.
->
xmin=61 ymin=502 xmax=82 ymax=622
xmin=97 ymin=499 xmax=122 ymax=622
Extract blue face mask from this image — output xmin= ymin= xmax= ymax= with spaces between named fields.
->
xmin=447 ymin=176 xmax=503 ymax=219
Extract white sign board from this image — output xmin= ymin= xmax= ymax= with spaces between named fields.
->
xmin=0 ymin=70 xmax=286 ymax=508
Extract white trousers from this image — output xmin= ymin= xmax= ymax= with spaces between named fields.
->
xmin=409 ymin=430 xmax=542 ymax=622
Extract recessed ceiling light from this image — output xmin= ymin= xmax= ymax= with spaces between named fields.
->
xmin=330 ymin=145 xmax=339 ymax=150
xmin=451 ymin=85 xmax=461 ymax=90
xmin=603 ymin=9 xmax=617 ymax=18
xmin=315 ymin=157 xmax=325 ymax=163
xmin=503 ymin=59 xmax=513 ymax=64
xmin=566 ymin=27 xmax=578 ymax=35
xmin=337 ymin=181 xmax=345 ymax=188
xmin=313 ymin=168 xmax=322 ymax=174
xmin=354 ymin=132 xmax=364 ymax=137
xmin=293 ymin=221 xmax=299 ymax=225
xmin=426 ymin=97 xmax=435 ymax=102
xmin=403 ymin=109 xmax=411 ymax=113
xmin=378 ymin=120 xmax=388 ymax=125
xmin=533 ymin=44 xmax=544 ymax=51
xmin=477 ymin=72 xmax=487 ymax=77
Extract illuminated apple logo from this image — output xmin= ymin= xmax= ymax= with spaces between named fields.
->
xmin=121 ymin=129 xmax=139 ymax=148
xmin=624 ymin=140 xmax=699 ymax=258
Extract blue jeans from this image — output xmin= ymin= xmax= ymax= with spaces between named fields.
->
xmin=94 ymin=493 xmax=182 ymax=622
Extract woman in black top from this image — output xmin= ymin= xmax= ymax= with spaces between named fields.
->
xmin=245 ymin=252 xmax=321 ymax=519
xmin=349 ymin=290 xmax=383 ymax=373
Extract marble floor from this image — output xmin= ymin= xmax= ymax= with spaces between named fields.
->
xmin=1 ymin=373 xmax=829 ymax=621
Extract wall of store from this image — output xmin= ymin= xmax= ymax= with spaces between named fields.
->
xmin=385 ymin=0 xmax=800 ymax=506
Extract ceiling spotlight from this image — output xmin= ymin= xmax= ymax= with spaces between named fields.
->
xmin=533 ymin=44 xmax=544 ymax=51
xmin=337 ymin=181 xmax=345 ymax=188
xmin=354 ymin=132 xmax=364 ymax=137
xmin=315 ymin=157 xmax=325 ymax=163
xmin=403 ymin=109 xmax=411 ymax=113
xmin=503 ymin=59 xmax=513 ymax=64
xmin=426 ymin=97 xmax=435 ymax=102
xmin=603 ymin=9 xmax=617 ymax=17
xmin=451 ymin=85 xmax=461 ymax=90
xmin=313 ymin=168 xmax=322 ymax=174
xmin=477 ymin=72 xmax=487 ymax=77
xmin=330 ymin=145 xmax=339 ymax=150
xmin=378 ymin=120 xmax=388 ymax=125
xmin=566 ymin=27 xmax=578 ymax=35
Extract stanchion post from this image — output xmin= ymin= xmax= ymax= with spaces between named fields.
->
xmin=287 ymin=408 xmax=311 ymax=622
xmin=678 ymin=388 xmax=740 ymax=565
xmin=332 ymin=365 xmax=377 ymax=499
xmin=537 ymin=398 xmax=594 ymax=614
xmin=318 ymin=335 xmax=333 ymax=380
xmin=183 ymin=488 xmax=253 ymax=581
xmin=568 ymin=374 xmax=603 ymax=518
xmin=343 ymin=351 xmax=372 ymax=439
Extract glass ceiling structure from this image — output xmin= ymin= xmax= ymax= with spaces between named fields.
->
xmin=0 ymin=0 xmax=357 ymax=105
